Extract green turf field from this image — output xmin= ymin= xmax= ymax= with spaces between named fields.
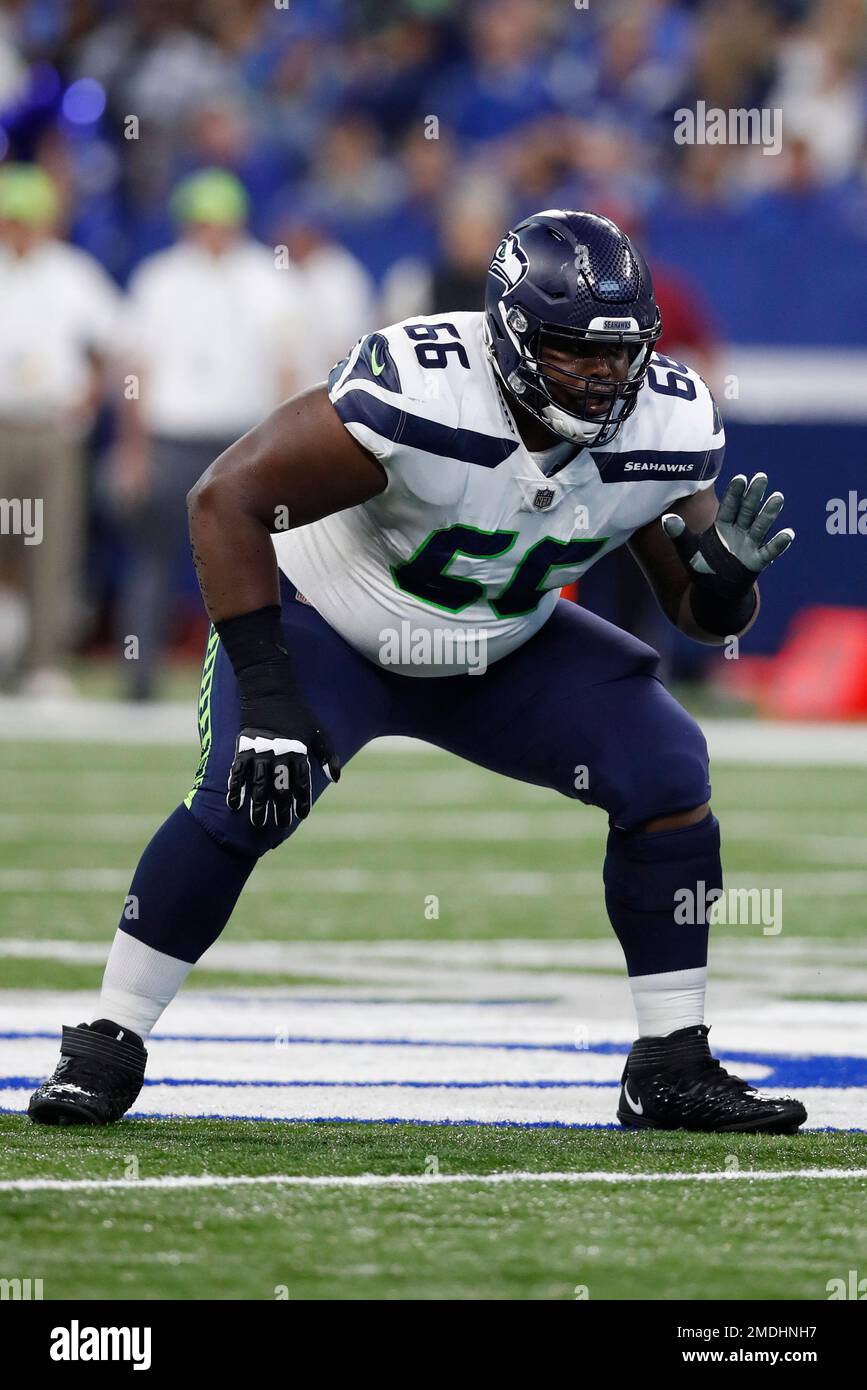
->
xmin=1 ymin=726 xmax=866 ymax=1300
xmin=1 ymin=738 xmax=866 ymax=956
xmin=2 ymin=1120 xmax=865 ymax=1300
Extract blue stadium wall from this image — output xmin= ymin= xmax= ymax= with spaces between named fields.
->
xmin=721 ymin=420 xmax=867 ymax=653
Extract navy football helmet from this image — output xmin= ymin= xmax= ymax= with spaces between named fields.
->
xmin=484 ymin=209 xmax=662 ymax=446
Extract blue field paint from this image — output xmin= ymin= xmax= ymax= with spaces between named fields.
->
xmin=3 ymin=1059 xmax=867 ymax=1089
xmin=3 ymin=1030 xmax=866 ymax=1089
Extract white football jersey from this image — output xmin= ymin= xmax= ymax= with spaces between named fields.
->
xmin=273 ymin=311 xmax=724 ymax=676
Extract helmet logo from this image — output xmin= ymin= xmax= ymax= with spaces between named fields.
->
xmin=490 ymin=232 xmax=529 ymax=291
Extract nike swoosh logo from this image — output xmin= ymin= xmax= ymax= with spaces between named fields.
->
xmin=623 ymin=1082 xmax=643 ymax=1115
xmin=370 ymin=343 xmax=385 ymax=376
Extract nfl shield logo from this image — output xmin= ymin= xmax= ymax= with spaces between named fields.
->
xmin=533 ymin=487 xmax=555 ymax=511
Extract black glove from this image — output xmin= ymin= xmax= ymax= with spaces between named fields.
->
xmin=662 ymin=473 xmax=795 ymax=635
xmin=216 ymin=606 xmax=340 ymax=829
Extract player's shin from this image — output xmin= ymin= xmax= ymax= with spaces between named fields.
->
xmin=30 ymin=752 xmax=262 ymax=1124
xmin=97 ymin=803 xmax=257 ymax=1039
xmin=603 ymin=811 xmax=721 ymax=1037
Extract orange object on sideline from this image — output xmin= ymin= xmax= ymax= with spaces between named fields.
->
xmin=758 ymin=606 xmax=867 ymax=720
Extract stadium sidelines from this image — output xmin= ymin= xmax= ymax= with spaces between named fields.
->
xmin=1 ymin=695 xmax=867 ymax=764
xmin=3 ymin=1168 xmax=867 ymax=1193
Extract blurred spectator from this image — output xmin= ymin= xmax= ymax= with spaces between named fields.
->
xmin=271 ymin=203 xmax=375 ymax=375
xmin=112 ymin=168 xmax=315 ymax=700
xmin=176 ymin=94 xmax=287 ymax=239
xmin=764 ymin=0 xmax=867 ymax=186
xmin=381 ymin=172 xmax=508 ymax=320
xmin=0 ymin=0 xmax=863 ymax=681
xmin=0 ymin=162 xmax=119 ymax=695
xmin=0 ymin=3 xmax=28 ymax=108
xmin=71 ymin=0 xmax=239 ymax=237
xmin=428 ymin=0 xmax=559 ymax=143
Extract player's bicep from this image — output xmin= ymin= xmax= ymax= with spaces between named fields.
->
xmin=629 ymin=485 xmax=719 ymax=620
xmin=193 ymin=385 xmax=387 ymax=530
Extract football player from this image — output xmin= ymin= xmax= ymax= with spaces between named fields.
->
xmin=30 ymin=211 xmax=806 ymax=1132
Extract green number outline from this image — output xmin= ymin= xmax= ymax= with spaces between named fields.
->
xmin=391 ymin=525 xmax=608 ymax=618
xmin=491 ymin=535 xmax=609 ymax=618
xmin=391 ymin=525 xmax=519 ymax=614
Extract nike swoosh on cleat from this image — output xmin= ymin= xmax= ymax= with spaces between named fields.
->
xmin=623 ymin=1083 xmax=643 ymax=1115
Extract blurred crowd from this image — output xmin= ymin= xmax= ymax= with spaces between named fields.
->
xmin=0 ymin=0 xmax=865 ymax=697
xmin=0 ymin=0 xmax=863 ymax=296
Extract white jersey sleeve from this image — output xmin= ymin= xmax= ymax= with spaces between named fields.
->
xmin=325 ymin=315 xmax=519 ymax=482
xmin=593 ymin=352 xmax=725 ymax=503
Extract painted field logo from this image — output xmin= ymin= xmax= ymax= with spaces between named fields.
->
xmin=0 ymin=1276 xmax=43 ymax=1299
xmin=50 ymin=1321 xmax=152 ymax=1370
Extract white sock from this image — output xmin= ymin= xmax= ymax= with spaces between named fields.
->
xmin=629 ymin=966 xmax=707 ymax=1037
xmin=96 ymin=932 xmax=193 ymax=1041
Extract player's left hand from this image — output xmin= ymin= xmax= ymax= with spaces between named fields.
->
xmin=662 ymin=473 xmax=795 ymax=595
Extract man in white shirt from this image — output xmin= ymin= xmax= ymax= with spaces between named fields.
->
xmin=0 ymin=164 xmax=120 ymax=694
xmin=274 ymin=208 xmax=375 ymax=385
xmin=114 ymin=168 xmax=316 ymax=699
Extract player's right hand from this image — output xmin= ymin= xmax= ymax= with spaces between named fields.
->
xmin=226 ymin=722 xmax=340 ymax=829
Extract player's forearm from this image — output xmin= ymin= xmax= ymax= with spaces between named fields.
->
xmin=676 ymin=582 xmax=760 ymax=646
xmin=187 ymin=471 xmax=280 ymax=622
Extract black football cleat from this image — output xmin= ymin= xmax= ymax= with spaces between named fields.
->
xmin=28 ymin=1019 xmax=147 ymax=1125
xmin=617 ymin=1024 xmax=807 ymax=1134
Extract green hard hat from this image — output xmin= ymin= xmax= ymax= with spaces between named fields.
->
xmin=0 ymin=164 xmax=60 ymax=225
xmin=169 ymin=168 xmax=249 ymax=227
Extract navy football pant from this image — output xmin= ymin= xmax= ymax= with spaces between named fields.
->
xmin=120 ymin=576 xmax=717 ymax=977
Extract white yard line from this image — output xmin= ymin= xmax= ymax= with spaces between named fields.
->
xmin=2 ymin=1168 xmax=866 ymax=1194
xmin=3 ymin=933 xmax=867 ymax=981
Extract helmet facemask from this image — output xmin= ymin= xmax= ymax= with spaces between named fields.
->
xmin=489 ymin=304 xmax=661 ymax=447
